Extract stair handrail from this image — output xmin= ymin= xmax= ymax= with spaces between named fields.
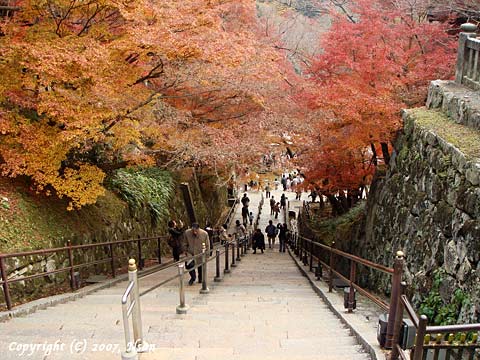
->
xmin=0 ymin=234 xmax=169 ymax=311
xmin=296 ymin=235 xmax=402 ymax=349
xmin=121 ymin=259 xmax=145 ymax=360
xmin=391 ymin=282 xmax=480 ymax=360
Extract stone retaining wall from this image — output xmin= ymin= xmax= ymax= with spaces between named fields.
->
xmin=359 ymin=102 xmax=480 ymax=323
xmin=0 ymin=169 xmax=228 ymax=308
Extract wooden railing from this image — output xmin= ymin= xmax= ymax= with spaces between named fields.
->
xmin=0 ymin=196 xmax=239 ymax=311
xmin=303 ymin=200 xmax=311 ymax=219
xmin=455 ymin=23 xmax=480 ymax=90
xmin=0 ymin=235 xmax=168 ymax=310
xmin=294 ymin=233 xmax=480 ymax=359
xmin=221 ymin=197 xmax=239 ymax=229
xmin=294 ymin=235 xmax=403 ymax=349
xmin=0 ymin=0 xmax=21 ymax=17
xmin=391 ymin=283 xmax=480 ymax=360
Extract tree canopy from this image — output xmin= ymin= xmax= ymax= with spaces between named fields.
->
xmin=295 ymin=0 xmax=457 ymax=201
xmin=0 ymin=0 xmax=294 ymax=208
xmin=0 ymin=0 xmax=460 ymax=210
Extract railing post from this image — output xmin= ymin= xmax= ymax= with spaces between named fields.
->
xmin=66 ymin=240 xmax=76 ymax=289
xmin=298 ymin=236 xmax=303 ymax=260
xmin=328 ymin=241 xmax=335 ymax=293
xmin=411 ymin=315 xmax=428 ymax=360
xmin=128 ymin=259 xmax=147 ymax=352
xmin=214 ymin=249 xmax=222 ymax=282
xmin=385 ymin=251 xmax=405 ymax=349
xmin=0 ymin=256 xmax=12 ymax=310
xmin=200 ymin=246 xmax=209 ymax=294
xmin=236 ymin=239 xmax=241 ymax=262
xmin=231 ymin=240 xmax=237 ymax=267
xmin=455 ymin=23 xmax=478 ymax=84
xmin=224 ymin=241 xmax=231 ymax=273
xmin=109 ymin=242 xmax=116 ymax=278
xmin=348 ymin=260 xmax=356 ymax=313
xmin=137 ymin=237 xmax=143 ymax=270
xmin=316 ymin=257 xmax=322 ymax=280
xmin=390 ymin=282 xmax=406 ymax=360
xmin=309 ymin=240 xmax=313 ymax=271
xmin=240 ymin=238 xmax=245 ymax=257
xmin=157 ymin=237 xmax=162 ymax=264
xmin=176 ymin=263 xmax=188 ymax=314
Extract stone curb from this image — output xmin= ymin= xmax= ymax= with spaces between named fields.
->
xmin=0 ymin=262 xmax=168 ymax=323
xmin=288 ymin=247 xmax=386 ymax=360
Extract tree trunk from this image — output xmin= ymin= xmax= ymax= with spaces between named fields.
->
xmin=370 ymin=143 xmax=378 ymax=166
xmin=381 ymin=142 xmax=390 ymax=165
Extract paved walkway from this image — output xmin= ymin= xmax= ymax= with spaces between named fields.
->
xmin=0 ymin=189 xmax=371 ymax=360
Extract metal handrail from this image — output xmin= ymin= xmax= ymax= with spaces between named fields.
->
xmin=119 ymin=196 xmax=262 ymax=358
xmin=121 ymin=259 xmax=145 ymax=359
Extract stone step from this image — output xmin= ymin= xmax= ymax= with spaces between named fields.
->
xmin=0 ymin=189 xmax=371 ymax=360
xmin=427 ymin=80 xmax=480 ymax=131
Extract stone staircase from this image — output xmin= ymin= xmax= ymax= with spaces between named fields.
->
xmin=0 ymin=189 xmax=372 ymax=360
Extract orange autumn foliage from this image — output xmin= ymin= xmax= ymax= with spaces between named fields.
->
xmin=0 ymin=0 xmax=290 ymax=209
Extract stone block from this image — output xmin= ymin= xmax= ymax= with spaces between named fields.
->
xmin=443 ymin=240 xmax=459 ymax=275
xmin=465 ymin=162 xmax=480 ymax=186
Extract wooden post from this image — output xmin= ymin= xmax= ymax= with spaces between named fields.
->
xmin=328 ymin=242 xmax=335 ymax=293
xmin=348 ymin=260 xmax=356 ymax=313
xmin=309 ymin=240 xmax=313 ymax=271
xmin=390 ymin=282 xmax=406 ymax=360
xmin=109 ymin=243 xmax=116 ymax=278
xmin=0 ymin=256 xmax=12 ymax=310
xmin=67 ymin=241 xmax=76 ymax=289
xmin=386 ymin=251 xmax=404 ymax=349
xmin=157 ymin=237 xmax=162 ymax=264
xmin=411 ymin=315 xmax=428 ymax=360
xmin=137 ymin=237 xmax=143 ymax=270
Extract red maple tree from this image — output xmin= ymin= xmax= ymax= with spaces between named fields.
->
xmin=296 ymin=0 xmax=457 ymax=213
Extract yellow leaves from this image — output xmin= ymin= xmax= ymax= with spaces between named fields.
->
xmin=110 ymin=119 xmax=141 ymax=151
xmin=51 ymin=164 xmax=106 ymax=210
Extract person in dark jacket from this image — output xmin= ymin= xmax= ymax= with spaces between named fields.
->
xmin=241 ymin=205 xmax=249 ymax=226
xmin=265 ymin=220 xmax=277 ymax=249
xmin=252 ymin=228 xmax=265 ymax=254
xmin=168 ymin=220 xmax=184 ymax=261
xmin=277 ymin=223 xmax=288 ymax=253
xmin=241 ymin=193 xmax=250 ymax=207
xmin=280 ymin=193 xmax=287 ymax=209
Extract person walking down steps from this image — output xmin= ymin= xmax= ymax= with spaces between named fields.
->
xmin=270 ymin=196 xmax=275 ymax=215
xmin=168 ymin=219 xmax=184 ymax=262
xmin=265 ymin=220 xmax=277 ymax=249
xmin=234 ymin=219 xmax=247 ymax=239
xmin=184 ymin=223 xmax=210 ymax=286
xmin=277 ymin=223 xmax=288 ymax=253
xmin=242 ymin=204 xmax=249 ymax=226
xmin=273 ymin=202 xmax=280 ymax=219
xmin=241 ymin=193 xmax=250 ymax=207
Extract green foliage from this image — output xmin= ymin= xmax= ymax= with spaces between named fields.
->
xmin=1 ymin=197 xmax=10 ymax=210
xmin=419 ymin=269 xmax=471 ymax=326
xmin=109 ymin=168 xmax=174 ymax=224
xmin=307 ymin=201 xmax=366 ymax=245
